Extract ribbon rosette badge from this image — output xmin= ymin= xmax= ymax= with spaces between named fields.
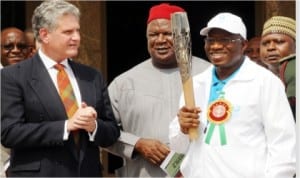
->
xmin=208 ymin=99 xmax=231 ymax=124
xmin=205 ymin=99 xmax=232 ymax=145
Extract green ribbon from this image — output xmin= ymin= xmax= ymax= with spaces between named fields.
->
xmin=205 ymin=123 xmax=227 ymax=145
xmin=219 ymin=124 xmax=226 ymax=145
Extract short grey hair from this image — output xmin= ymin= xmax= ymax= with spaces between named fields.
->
xmin=32 ymin=0 xmax=80 ymax=42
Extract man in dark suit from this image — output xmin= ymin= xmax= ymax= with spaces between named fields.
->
xmin=1 ymin=0 xmax=120 ymax=177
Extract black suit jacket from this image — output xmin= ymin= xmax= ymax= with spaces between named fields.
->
xmin=1 ymin=54 xmax=120 ymax=177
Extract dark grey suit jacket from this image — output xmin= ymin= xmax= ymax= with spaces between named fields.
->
xmin=1 ymin=54 xmax=120 ymax=177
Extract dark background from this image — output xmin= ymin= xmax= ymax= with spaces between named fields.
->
xmin=105 ymin=1 xmax=255 ymax=83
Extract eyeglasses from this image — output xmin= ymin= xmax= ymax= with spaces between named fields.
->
xmin=1 ymin=43 xmax=28 ymax=51
xmin=204 ymin=38 xmax=243 ymax=45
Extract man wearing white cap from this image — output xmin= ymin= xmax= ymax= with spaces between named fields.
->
xmin=169 ymin=12 xmax=295 ymax=178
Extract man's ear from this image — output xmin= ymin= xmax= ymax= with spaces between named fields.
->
xmin=241 ymin=39 xmax=248 ymax=53
xmin=39 ymin=28 xmax=50 ymax=44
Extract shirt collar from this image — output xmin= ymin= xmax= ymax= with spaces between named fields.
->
xmin=211 ymin=61 xmax=243 ymax=86
xmin=38 ymin=49 xmax=70 ymax=70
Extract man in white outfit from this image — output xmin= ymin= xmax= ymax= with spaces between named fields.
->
xmin=169 ymin=12 xmax=296 ymax=178
xmin=106 ymin=3 xmax=211 ymax=177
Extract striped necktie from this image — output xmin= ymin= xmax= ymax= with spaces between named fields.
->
xmin=54 ymin=63 xmax=79 ymax=145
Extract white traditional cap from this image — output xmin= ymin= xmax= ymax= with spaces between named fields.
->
xmin=200 ymin=12 xmax=247 ymax=39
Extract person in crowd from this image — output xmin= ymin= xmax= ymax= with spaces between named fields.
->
xmin=244 ymin=36 xmax=267 ymax=68
xmin=260 ymin=16 xmax=296 ymax=120
xmin=1 ymin=0 xmax=120 ymax=177
xmin=169 ymin=12 xmax=295 ymax=178
xmin=1 ymin=27 xmax=29 ymax=66
xmin=1 ymin=26 xmax=30 ymax=177
xmin=105 ymin=3 xmax=210 ymax=177
xmin=24 ymin=28 xmax=39 ymax=58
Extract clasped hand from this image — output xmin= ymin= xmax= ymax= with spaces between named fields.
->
xmin=67 ymin=102 xmax=97 ymax=133
xmin=178 ymin=106 xmax=201 ymax=134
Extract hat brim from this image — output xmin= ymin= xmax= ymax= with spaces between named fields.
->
xmin=200 ymin=26 xmax=229 ymax=36
xmin=200 ymin=26 xmax=245 ymax=39
xmin=200 ymin=27 xmax=213 ymax=36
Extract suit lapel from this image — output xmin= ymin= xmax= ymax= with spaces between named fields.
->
xmin=29 ymin=55 xmax=67 ymax=121
xmin=69 ymin=60 xmax=92 ymax=106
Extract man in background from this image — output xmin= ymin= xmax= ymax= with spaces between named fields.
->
xmin=244 ymin=36 xmax=267 ymax=68
xmin=260 ymin=16 xmax=296 ymax=119
xmin=24 ymin=28 xmax=39 ymax=58
xmin=1 ymin=26 xmax=30 ymax=177
xmin=1 ymin=27 xmax=29 ymax=66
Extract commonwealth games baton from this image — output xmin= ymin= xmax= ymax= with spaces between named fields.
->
xmin=171 ymin=12 xmax=199 ymax=140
